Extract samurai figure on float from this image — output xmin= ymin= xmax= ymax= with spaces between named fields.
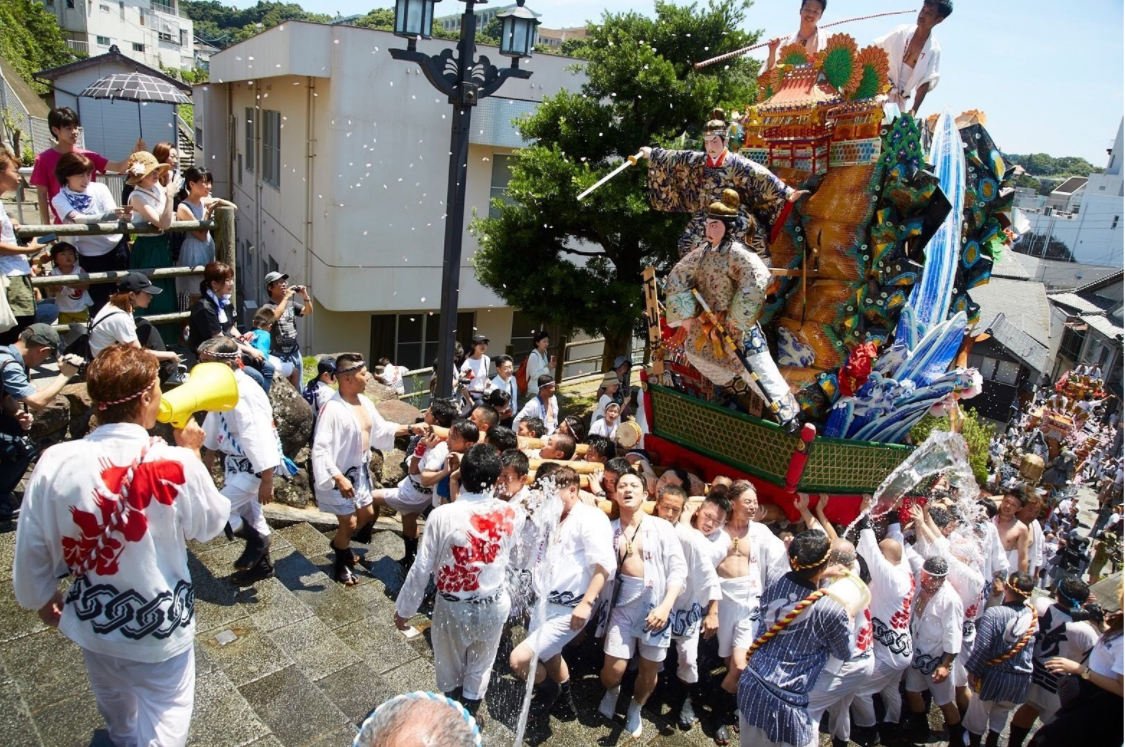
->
xmin=639 ymin=108 xmax=806 ymax=259
xmin=664 ymin=189 xmax=802 ymax=433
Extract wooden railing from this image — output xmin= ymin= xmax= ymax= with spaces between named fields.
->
xmin=13 ymin=206 xmax=237 ymax=331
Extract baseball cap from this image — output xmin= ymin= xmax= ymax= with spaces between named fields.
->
xmin=537 ymin=374 xmax=555 ymax=388
xmin=471 ymin=334 xmax=490 ymax=344
xmin=23 ymin=323 xmax=61 ymax=353
xmin=317 ymin=357 xmax=337 ymax=376
xmin=264 ymin=271 xmax=289 ymax=286
xmin=117 ymin=272 xmax=162 ymax=295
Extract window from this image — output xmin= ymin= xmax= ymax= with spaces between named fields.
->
xmin=99 ymin=3 xmax=110 ymax=12
xmin=510 ymin=310 xmax=555 ymax=360
xmin=96 ymin=35 xmax=111 ymax=46
xmin=977 ymin=356 xmax=998 ymax=380
xmin=994 ymin=360 xmax=1021 ymax=386
xmin=140 ymin=9 xmax=145 ymax=25
xmin=1113 ymin=216 xmax=1120 ymax=229
xmin=180 ymin=29 xmax=187 ymax=47
xmin=370 ymin=313 xmax=476 ymax=371
xmin=158 ymin=32 xmax=178 ymax=45
xmin=66 ymin=0 xmax=74 ymax=8
xmin=237 ymin=153 xmax=242 ymax=185
xmin=262 ymin=109 xmax=281 ymax=188
xmin=244 ymin=107 xmax=255 ymax=173
xmin=132 ymin=42 xmax=145 ymax=52
xmin=195 ymin=125 xmax=203 ymax=151
xmin=489 ymin=154 xmax=516 ymax=218
xmin=119 ymin=0 xmax=124 ymax=17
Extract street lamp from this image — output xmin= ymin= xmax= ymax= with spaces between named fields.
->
xmin=390 ymin=0 xmax=540 ymax=397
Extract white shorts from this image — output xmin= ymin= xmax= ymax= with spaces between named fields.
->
xmin=904 ymin=662 xmax=956 ymax=706
xmin=381 ymin=485 xmax=432 ymax=515
xmin=316 ymin=489 xmax=374 ymax=517
xmin=672 ymin=634 xmax=701 ymax=683
xmin=1023 ymin=683 xmax=1061 ymax=724
xmin=718 ymin=575 xmax=760 ymax=659
xmin=604 ymin=576 xmax=668 ymax=664
xmin=432 ymin=593 xmax=510 ymax=700
xmin=523 ymin=603 xmax=583 ymax=662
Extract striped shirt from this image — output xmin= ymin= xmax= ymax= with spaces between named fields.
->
xmin=738 ymin=570 xmax=852 ymax=746
xmin=965 ymin=601 xmax=1035 ymax=704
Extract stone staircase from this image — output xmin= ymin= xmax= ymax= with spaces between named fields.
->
xmin=0 ymin=520 xmax=758 ymax=747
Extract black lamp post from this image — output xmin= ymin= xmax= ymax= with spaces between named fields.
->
xmin=390 ymin=0 xmax=540 ymax=397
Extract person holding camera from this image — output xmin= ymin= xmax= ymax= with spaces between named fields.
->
xmin=0 ymin=324 xmax=82 ymax=520
xmin=264 ymin=272 xmax=312 ymax=389
xmin=12 ymin=344 xmax=230 ymax=747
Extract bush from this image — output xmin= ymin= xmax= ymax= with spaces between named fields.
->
xmin=909 ymin=407 xmax=994 ymax=487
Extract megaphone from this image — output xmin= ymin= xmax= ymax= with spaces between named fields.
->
xmin=157 ymin=362 xmax=240 ymax=429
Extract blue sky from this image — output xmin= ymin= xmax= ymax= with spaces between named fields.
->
xmin=252 ymin=0 xmax=1124 ymax=164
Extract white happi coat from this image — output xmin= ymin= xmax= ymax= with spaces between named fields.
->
xmin=911 ymin=582 xmax=963 ymax=664
xmin=875 ymin=24 xmax=941 ymax=108
xmin=311 ymin=393 xmax=398 ymax=504
xmin=13 ymin=424 xmax=229 ymax=662
xmin=202 ymin=368 xmax=280 ymax=490
xmin=858 ymin=526 xmax=915 ymax=671
xmin=670 ymin=522 xmax=722 ymax=639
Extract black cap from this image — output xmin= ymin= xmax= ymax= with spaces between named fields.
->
xmin=117 ymin=272 xmax=162 ymax=295
xmin=317 ymin=357 xmax=337 ymax=376
xmin=537 ymin=374 xmax=555 ymax=388
xmin=472 ymin=334 xmax=490 ymax=345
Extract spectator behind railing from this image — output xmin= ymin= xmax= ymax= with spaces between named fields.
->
xmin=126 ymin=151 xmax=178 ymax=345
xmin=0 ymin=148 xmax=49 ymax=344
xmin=188 ymin=261 xmax=274 ymax=393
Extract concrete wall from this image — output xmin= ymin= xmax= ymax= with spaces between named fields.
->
xmin=197 ymin=22 xmax=587 ymax=362
xmin=50 ymin=0 xmax=195 ymax=70
xmin=1025 ymin=196 xmax=1124 ymax=267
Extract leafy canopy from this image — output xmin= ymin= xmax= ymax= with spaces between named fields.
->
xmin=0 ymin=0 xmax=75 ymax=92
xmin=471 ymin=0 xmax=760 ymax=353
xmin=183 ymin=1 xmax=331 ymax=47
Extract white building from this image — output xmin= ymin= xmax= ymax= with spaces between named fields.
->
xmin=194 ymin=21 xmax=587 ymax=367
xmin=44 ymin=0 xmax=196 ymax=71
xmin=1022 ymin=119 xmax=1124 ymax=267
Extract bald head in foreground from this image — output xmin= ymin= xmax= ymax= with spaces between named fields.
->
xmin=356 ymin=692 xmax=480 ymax=747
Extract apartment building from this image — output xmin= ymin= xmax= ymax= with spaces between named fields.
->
xmin=44 ymin=0 xmax=196 ymax=71
xmin=194 ymin=21 xmax=587 ymax=367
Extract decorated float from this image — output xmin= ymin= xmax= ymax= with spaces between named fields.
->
xmin=627 ymin=34 xmax=1018 ymax=524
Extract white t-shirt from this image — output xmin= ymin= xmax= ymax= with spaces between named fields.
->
xmin=50 ymin=265 xmax=93 ymax=313
xmin=396 ymin=441 xmax=448 ymax=506
xmin=0 ymin=209 xmax=31 ymax=278
xmin=460 ymin=355 xmax=492 ymax=393
xmin=1088 ymin=634 xmax=1125 ymax=680
xmin=88 ymin=303 xmax=137 ymax=357
xmin=51 ymin=182 xmax=123 ymax=256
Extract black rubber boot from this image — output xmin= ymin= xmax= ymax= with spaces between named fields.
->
xmin=353 ymin=520 xmax=375 ymax=545
xmin=231 ymin=552 xmax=274 ymax=586
xmin=463 ymin=697 xmax=485 ymax=726
xmin=333 ymin=543 xmax=358 ymax=586
xmin=233 ymin=523 xmax=271 ymax=571
xmin=984 ymin=730 xmax=1001 ymax=747
xmin=946 ymin=721 xmax=966 ymax=747
xmin=905 ymin=711 xmax=930 ymax=744
xmin=852 ymin=723 xmax=879 ymax=747
xmin=675 ymin=679 xmax=696 ymax=729
xmin=400 ymin=536 xmax=418 ymax=569
xmin=554 ymin=678 xmax=577 ymax=720
xmin=1007 ymin=725 xmax=1032 ymax=747
xmin=528 ymin=678 xmax=561 ymax=719
xmin=968 ymin=731 xmax=983 ymax=747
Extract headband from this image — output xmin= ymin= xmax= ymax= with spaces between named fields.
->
xmin=922 ymin=565 xmax=948 ymax=578
xmin=790 ymin=545 xmax=831 ymax=572
xmin=1006 ymin=577 xmax=1033 ymax=597
xmin=97 ymin=378 xmax=157 ymax=411
xmin=335 ymin=360 xmax=365 ymax=375
xmin=206 ymin=350 xmax=241 ymax=360
xmin=352 ymin=691 xmax=481 ymax=747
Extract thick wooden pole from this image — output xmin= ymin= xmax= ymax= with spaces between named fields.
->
xmin=213 ymin=206 xmax=236 ymax=308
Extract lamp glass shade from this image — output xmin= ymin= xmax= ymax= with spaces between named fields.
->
xmin=393 ymin=0 xmax=436 ymax=38
xmin=498 ymin=7 xmax=540 ymax=58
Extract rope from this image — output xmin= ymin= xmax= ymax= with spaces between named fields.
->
xmin=96 ymin=378 xmax=157 ymax=411
xmin=746 ymin=588 xmax=827 ymax=658
xmin=73 ymin=437 xmax=161 ymax=578
xmin=790 ymin=545 xmax=831 ymax=571
xmin=986 ymin=608 xmax=1038 ymax=667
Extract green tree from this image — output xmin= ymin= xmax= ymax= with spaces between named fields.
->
xmin=471 ymin=0 xmax=760 ymax=364
xmin=909 ymin=409 xmax=994 ymax=487
xmin=0 ymin=0 xmax=75 ymax=92
xmin=181 ymin=1 xmax=331 ymax=48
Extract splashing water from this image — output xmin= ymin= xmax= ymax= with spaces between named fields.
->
xmin=508 ymin=482 xmax=564 ymax=746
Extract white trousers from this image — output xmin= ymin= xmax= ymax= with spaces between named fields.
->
xmin=224 ymin=483 xmax=270 ymax=537
xmin=431 ymin=593 xmax=511 ymax=700
xmin=672 ymin=633 xmax=700 ymax=684
xmin=851 ymin=660 xmax=907 ymax=727
xmin=82 ymin=646 xmax=195 ymax=747
xmin=738 ymin=713 xmax=801 ymax=747
xmin=806 ymin=657 xmax=874 ymax=741
xmin=963 ymin=693 xmax=1016 ymax=737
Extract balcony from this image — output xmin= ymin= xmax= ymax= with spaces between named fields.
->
xmin=150 ymin=0 xmax=188 ymax=18
xmin=65 ymin=38 xmax=90 ymax=55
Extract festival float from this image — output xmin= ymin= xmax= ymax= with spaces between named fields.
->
xmin=624 ymin=35 xmax=1018 ymax=523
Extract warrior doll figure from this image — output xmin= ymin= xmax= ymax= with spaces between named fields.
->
xmin=665 ymin=190 xmax=802 ymax=432
xmin=640 ymin=108 xmax=805 ymax=260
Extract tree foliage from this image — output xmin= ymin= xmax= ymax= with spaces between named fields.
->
xmin=352 ymin=7 xmax=459 ymax=41
xmin=470 ymin=0 xmax=761 ymax=361
xmin=183 ymin=1 xmax=331 ymax=47
xmin=1004 ymin=151 xmax=1103 ymax=178
xmin=0 ymin=0 xmax=75 ymax=92
xmin=909 ymin=408 xmax=993 ymax=487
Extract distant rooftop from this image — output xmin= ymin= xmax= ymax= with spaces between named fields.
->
xmin=1052 ymin=176 xmax=1088 ymax=195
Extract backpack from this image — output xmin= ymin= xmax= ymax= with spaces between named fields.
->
xmin=66 ymin=308 xmax=127 ymax=363
xmin=515 ymin=356 xmax=530 ymax=395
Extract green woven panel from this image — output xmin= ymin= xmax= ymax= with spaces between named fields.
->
xmin=648 ymin=383 xmax=914 ymax=493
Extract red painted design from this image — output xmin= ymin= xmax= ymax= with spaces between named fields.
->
xmin=889 ymin=575 xmax=916 ymax=630
xmin=437 ymin=507 xmax=516 ymax=594
xmin=62 ymin=460 xmax=187 ymax=577
xmin=857 ymin=607 xmax=873 ymax=652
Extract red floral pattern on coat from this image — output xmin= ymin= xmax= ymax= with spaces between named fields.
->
xmin=61 ymin=459 xmax=187 ymax=577
xmin=889 ymin=575 xmax=916 ymax=630
xmin=437 ymin=507 xmax=516 ymax=594
xmin=856 ymin=608 xmax=873 ymax=652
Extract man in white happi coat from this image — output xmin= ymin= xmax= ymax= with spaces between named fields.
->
xmin=199 ymin=337 xmax=281 ymax=586
xmin=874 ymin=0 xmax=952 ymax=116
xmin=13 ymin=346 xmax=229 ymax=747
xmin=312 ymin=352 xmax=430 ymax=585
xmin=394 ymin=444 xmax=521 ymax=721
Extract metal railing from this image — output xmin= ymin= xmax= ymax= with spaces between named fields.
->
xmin=65 ymin=39 xmax=90 ymax=55
xmin=12 ymin=207 xmax=237 ymax=331
xmin=151 ymin=0 xmax=189 ymax=18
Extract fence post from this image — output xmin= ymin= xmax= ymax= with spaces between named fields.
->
xmin=213 ymin=206 xmax=236 ymax=307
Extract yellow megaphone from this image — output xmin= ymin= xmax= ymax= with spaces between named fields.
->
xmin=157 ymin=362 xmax=240 ymax=429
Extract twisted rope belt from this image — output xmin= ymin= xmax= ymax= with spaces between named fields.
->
xmin=746 ymin=588 xmax=827 ymax=658
xmin=986 ymin=609 xmax=1038 ymax=667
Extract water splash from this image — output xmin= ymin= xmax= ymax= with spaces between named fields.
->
xmin=866 ymin=430 xmax=975 ymax=521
